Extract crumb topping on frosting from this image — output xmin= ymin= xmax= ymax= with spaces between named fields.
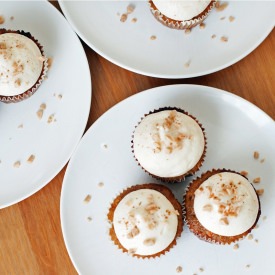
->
xmin=0 ymin=33 xmax=44 ymax=96
xmin=133 ymin=110 xmax=205 ymax=177
xmin=113 ymin=189 xmax=179 ymax=255
xmin=194 ymin=172 xmax=259 ymax=236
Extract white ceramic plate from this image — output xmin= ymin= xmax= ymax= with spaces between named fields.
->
xmin=61 ymin=84 xmax=275 ymax=275
xmin=59 ymin=1 xmax=275 ymax=78
xmin=0 ymin=1 xmax=91 ymax=208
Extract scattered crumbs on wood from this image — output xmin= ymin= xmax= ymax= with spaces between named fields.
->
xmin=84 ymin=194 xmax=92 ymax=203
xmin=254 ymin=151 xmax=259 ymax=159
xmin=13 ymin=161 xmax=21 ymax=168
xmin=0 ymin=16 xmax=5 ymax=24
xmin=220 ymin=36 xmax=228 ymax=42
xmin=176 ymin=266 xmax=183 ymax=273
xmin=229 ymin=16 xmax=235 ymax=22
xmin=150 ymin=35 xmax=157 ymax=40
xmin=27 ymin=154 xmax=35 ymax=163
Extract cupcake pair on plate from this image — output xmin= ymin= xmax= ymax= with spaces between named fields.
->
xmin=107 ymin=108 xmax=261 ymax=258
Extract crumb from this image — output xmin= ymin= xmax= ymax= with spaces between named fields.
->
xmin=131 ymin=18 xmax=137 ymax=23
xmin=102 ymin=144 xmax=108 ymax=149
xmin=211 ymin=34 xmax=216 ymax=39
xmin=46 ymin=57 xmax=53 ymax=70
xmin=47 ymin=114 xmax=55 ymax=124
xmin=253 ymin=177 xmax=261 ymax=184
xmin=199 ymin=23 xmax=205 ymax=29
xmin=240 ymin=170 xmax=248 ymax=177
xmin=199 ymin=267 xmax=204 ymax=272
xmin=254 ymin=151 xmax=259 ymax=159
xmin=263 ymin=216 xmax=267 ymax=221
xmin=216 ymin=2 xmax=228 ymax=12
xmin=13 ymin=161 xmax=21 ymax=168
xmin=260 ymin=158 xmax=265 ymax=163
xmin=185 ymin=29 xmax=191 ymax=34
xmin=247 ymin=234 xmax=253 ymax=240
xmin=18 ymin=124 xmax=23 ymax=128
xmin=120 ymin=13 xmax=127 ymax=22
xmin=40 ymin=103 xmax=46 ymax=110
xmin=27 ymin=154 xmax=35 ymax=163
xmin=0 ymin=16 xmax=5 ymax=24
xmin=220 ymin=36 xmax=228 ymax=42
xmin=256 ymin=189 xmax=264 ymax=196
xmin=220 ymin=16 xmax=226 ymax=20
xmin=184 ymin=61 xmax=191 ymax=68
xmin=36 ymin=109 xmax=44 ymax=119
xmin=254 ymin=239 xmax=259 ymax=243
xmin=98 ymin=182 xmax=104 ymax=188
xmin=176 ymin=266 xmax=183 ymax=273
xmin=246 ymin=264 xmax=250 ymax=269
xmin=127 ymin=4 xmax=135 ymax=14
xmin=87 ymin=216 xmax=92 ymax=222
xmin=57 ymin=94 xmax=63 ymax=100
xmin=83 ymin=194 xmax=92 ymax=203
xmin=150 ymin=35 xmax=157 ymax=40
xmin=233 ymin=243 xmax=239 ymax=250
xmin=229 ymin=16 xmax=235 ymax=22
xmin=10 ymin=16 xmax=14 ymax=21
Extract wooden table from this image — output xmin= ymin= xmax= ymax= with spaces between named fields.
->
xmin=0 ymin=2 xmax=274 ymax=274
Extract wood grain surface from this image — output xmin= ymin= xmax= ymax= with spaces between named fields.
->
xmin=0 ymin=1 xmax=274 ymax=274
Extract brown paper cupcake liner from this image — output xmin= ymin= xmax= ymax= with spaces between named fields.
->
xmin=107 ymin=183 xmax=183 ymax=258
xmin=148 ymin=0 xmax=217 ymax=30
xmin=0 ymin=29 xmax=48 ymax=103
xmin=132 ymin=107 xmax=207 ymax=183
xmin=183 ymin=168 xmax=261 ymax=245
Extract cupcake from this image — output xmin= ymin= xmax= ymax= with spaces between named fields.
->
xmin=184 ymin=169 xmax=261 ymax=244
xmin=149 ymin=0 xmax=217 ymax=30
xmin=0 ymin=29 xmax=47 ymax=103
xmin=132 ymin=107 xmax=206 ymax=182
xmin=107 ymin=183 xmax=183 ymax=258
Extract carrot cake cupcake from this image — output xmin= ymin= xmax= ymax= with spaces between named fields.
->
xmin=0 ymin=29 xmax=47 ymax=103
xmin=107 ymin=183 xmax=183 ymax=258
xmin=184 ymin=169 xmax=261 ymax=244
xmin=149 ymin=0 xmax=217 ymax=29
xmin=132 ymin=107 xmax=206 ymax=182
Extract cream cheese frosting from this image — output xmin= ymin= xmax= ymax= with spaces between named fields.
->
xmin=0 ymin=33 xmax=44 ymax=96
xmin=152 ymin=0 xmax=211 ymax=21
xmin=194 ymin=172 xmax=259 ymax=236
xmin=133 ymin=110 xmax=205 ymax=178
xmin=113 ymin=189 xmax=179 ymax=256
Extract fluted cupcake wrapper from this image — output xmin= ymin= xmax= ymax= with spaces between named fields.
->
xmin=107 ymin=183 xmax=183 ymax=258
xmin=148 ymin=0 xmax=217 ymax=30
xmin=132 ymin=107 xmax=207 ymax=183
xmin=182 ymin=168 xmax=261 ymax=245
xmin=0 ymin=29 xmax=48 ymax=103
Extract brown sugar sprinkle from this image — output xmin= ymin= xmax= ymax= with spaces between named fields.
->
xmin=247 ymin=234 xmax=253 ymax=240
xmin=240 ymin=170 xmax=248 ymax=177
xmin=176 ymin=266 xmax=183 ymax=273
xmin=220 ymin=36 xmax=228 ymax=42
xmin=253 ymin=177 xmax=261 ymax=184
xmin=233 ymin=243 xmax=239 ymax=250
xmin=143 ymin=238 xmax=156 ymax=246
xmin=120 ymin=13 xmax=128 ymax=22
xmin=0 ymin=16 xmax=5 ymax=24
xmin=199 ymin=23 xmax=205 ymax=29
xmin=83 ymin=194 xmax=92 ymax=203
xmin=254 ymin=151 xmax=259 ymax=159
xmin=203 ymin=204 xmax=213 ymax=212
xmin=220 ymin=217 xmax=229 ymax=225
xmin=27 ymin=154 xmax=35 ymax=163
xmin=0 ymin=42 xmax=7 ymax=49
xmin=216 ymin=2 xmax=228 ymax=12
xmin=127 ymin=226 xmax=140 ymax=239
xmin=150 ymin=35 xmax=157 ymax=40
xmin=14 ymin=78 xmax=21 ymax=87
xmin=185 ymin=28 xmax=191 ymax=34
xmin=229 ymin=16 xmax=235 ymax=22
xmin=256 ymin=189 xmax=264 ymax=196
xmin=13 ymin=161 xmax=21 ymax=168
xmin=131 ymin=18 xmax=137 ymax=23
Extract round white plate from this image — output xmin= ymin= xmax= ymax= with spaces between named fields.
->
xmin=61 ymin=84 xmax=275 ymax=275
xmin=59 ymin=1 xmax=275 ymax=78
xmin=0 ymin=1 xmax=91 ymax=208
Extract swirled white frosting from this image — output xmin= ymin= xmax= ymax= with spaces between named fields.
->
xmin=113 ymin=189 xmax=179 ymax=256
xmin=0 ymin=33 xmax=44 ymax=96
xmin=194 ymin=172 xmax=259 ymax=236
xmin=133 ymin=110 xmax=205 ymax=178
xmin=152 ymin=0 xmax=211 ymax=21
